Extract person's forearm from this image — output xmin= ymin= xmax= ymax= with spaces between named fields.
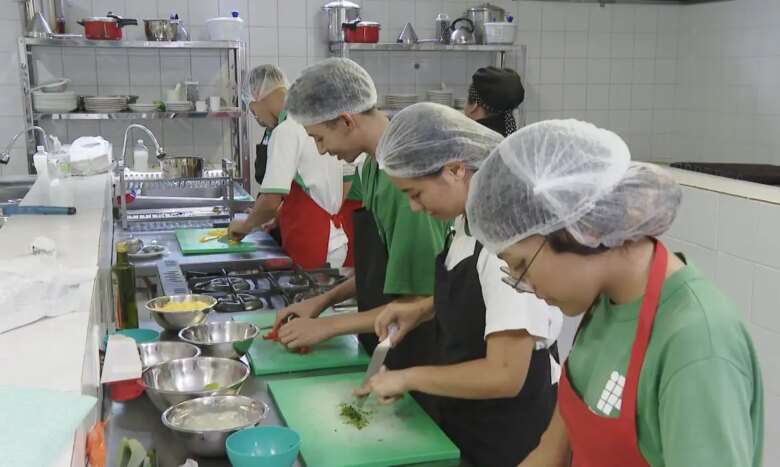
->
xmin=519 ymin=405 xmax=570 ymax=467
xmin=317 ymin=294 xmax=431 ymax=337
xmin=247 ymin=194 xmax=282 ymax=227
xmin=403 ymin=358 xmax=527 ymax=399
xmin=315 ymin=276 xmax=357 ymax=310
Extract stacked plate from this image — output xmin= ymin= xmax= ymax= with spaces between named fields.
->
xmin=453 ymin=97 xmax=467 ymax=109
xmin=84 ymin=96 xmax=127 ymax=113
xmin=427 ymin=89 xmax=453 ymax=107
xmin=165 ymin=101 xmax=194 ymax=112
xmin=384 ymin=94 xmax=418 ymax=110
xmin=32 ymin=91 xmax=78 ymax=113
xmin=129 ymin=103 xmax=159 ymax=113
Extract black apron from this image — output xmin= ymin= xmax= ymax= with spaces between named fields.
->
xmin=351 ymin=207 xmax=440 ymax=420
xmin=434 ymin=236 xmax=557 ymax=467
xmin=254 ymin=131 xmax=282 ymax=245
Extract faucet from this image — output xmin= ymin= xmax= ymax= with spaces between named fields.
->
xmin=117 ymin=124 xmax=166 ymax=229
xmin=119 ymin=124 xmax=166 ymax=165
xmin=0 ymin=126 xmax=51 ymax=165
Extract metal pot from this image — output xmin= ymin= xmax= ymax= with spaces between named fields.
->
xmin=450 ymin=17 xmax=476 ymax=45
xmin=464 ymin=3 xmax=505 ymax=44
xmin=143 ymin=19 xmax=179 ymax=41
xmin=78 ymin=13 xmax=137 ymax=40
xmin=159 ymin=155 xmax=204 ymax=179
xmin=322 ymin=0 xmax=360 ymax=43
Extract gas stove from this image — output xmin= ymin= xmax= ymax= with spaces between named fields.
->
xmin=179 ymin=263 xmax=348 ymax=313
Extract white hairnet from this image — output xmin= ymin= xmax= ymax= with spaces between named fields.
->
xmin=241 ymin=64 xmax=289 ymax=106
xmin=466 ymin=119 xmax=682 ymax=253
xmin=286 ymin=58 xmax=377 ymax=126
xmin=377 ymin=102 xmax=503 ymax=178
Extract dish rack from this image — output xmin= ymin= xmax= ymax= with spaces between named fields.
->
xmin=116 ymin=161 xmax=237 ymax=230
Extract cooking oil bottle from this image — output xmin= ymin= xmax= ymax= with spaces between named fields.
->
xmin=112 ymin=240 xmax=138 ymax=329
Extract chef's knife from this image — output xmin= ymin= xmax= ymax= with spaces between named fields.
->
xmin=356 ymin=324 xmax=399 ymax=408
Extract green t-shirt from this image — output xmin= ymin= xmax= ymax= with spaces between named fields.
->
xmin=356 ymin=157 xmax=449 ymax=296
xmin=567 ymin=262 xmax=763 ymax=467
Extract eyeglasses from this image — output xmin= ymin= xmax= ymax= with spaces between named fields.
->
xmin=500 ymin=239 xmax=546 ymax=294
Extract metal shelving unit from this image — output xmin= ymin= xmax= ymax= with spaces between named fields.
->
xmin=329 ymin=41 xmax=527 ymax=126
xmin=330 ymin=42 xmax=514 ymax=67
xmin=33 ymin=110 xmax=242 ymax=120
xmin=17 ymin=37 xmax=250 ymax=189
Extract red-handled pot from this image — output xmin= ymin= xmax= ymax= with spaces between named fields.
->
xmin=78 ymin=13 xmax=138 ymax=40
xmin=342 ymin=20 xmax=380 ymax=43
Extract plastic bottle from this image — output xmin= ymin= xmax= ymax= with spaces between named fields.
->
xmin=32 ymin=145 xmax=48 ymax=178
xmin=112 ymin=240 xmax=139 ymax=329
xmin=133 ymin=139 xmax=149 ymax=172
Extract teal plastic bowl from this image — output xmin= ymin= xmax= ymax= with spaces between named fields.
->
xmin=103 ymin=328 xmax=160 ymax=348
xmin=226 ymin=426 xmax=300 ymax=467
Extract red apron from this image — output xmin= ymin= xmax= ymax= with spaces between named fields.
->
xmin=559 ymin=240 xmax=668 ymax=467
xmin=278 ymin=181 xmax=361 ymax=269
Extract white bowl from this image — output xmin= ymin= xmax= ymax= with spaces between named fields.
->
xmin=484 ymin=22 xmax=517 ymax=45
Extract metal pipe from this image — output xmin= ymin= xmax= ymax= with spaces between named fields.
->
xmin=0 ymin=125 xmax=51 ymax=165
xmin=117 ymin=124 xmax=166 ymax=229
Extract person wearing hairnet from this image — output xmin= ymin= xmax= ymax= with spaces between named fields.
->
xmin=466 ymin=119 xmax=764 ymax=467
xmin=228 ymin=64 xmax=362 ymax=269
xmin=349 ymin=102 xmax=563 ymax=466
xmin=268 ymin=59 xmax=450 ymax=417
xmin=463 ymin=66 xmax=524 ymax=136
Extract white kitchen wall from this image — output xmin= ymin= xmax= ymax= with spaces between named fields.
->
xmin=663 ymin=0 xmax=780 ymax=166
xmin=661 ymin=185 xmax=778 ymax=465
xmin=0 ymin=0 xmax=683 ymax=178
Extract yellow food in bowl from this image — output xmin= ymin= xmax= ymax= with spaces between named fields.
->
xmin=155 ymin=300 xmax=211 ymax=313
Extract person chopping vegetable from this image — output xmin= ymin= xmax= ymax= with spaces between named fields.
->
xmin=269 ymin=58 xmax=450 ymax=417
xmin=463 ymin=66 xmax=525 ymax=137
xmin=228 ymin=64 xmax=361 ymax=269
xmin=353 ymin=102 xmax=563 ymax=467
xmin=465 ymin=119 xmax=764 ymax=467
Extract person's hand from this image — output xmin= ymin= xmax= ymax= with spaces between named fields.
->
xmin=374 ymin=298 xmax=433 ymax=346
xmin=277 ymin=317 xmax=333 ymax=349
xmin=260 ymin=217 xmax=278 ymax=232
xmin=353 ymin=366 xmax=406 ymax=404
xmin=272 ymin=297 xmax=326 ymax=331
xmin=228 ymin=218 xmax=252 ymax=241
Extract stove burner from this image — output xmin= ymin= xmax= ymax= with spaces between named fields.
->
xmin=214 ymin=294 xmax=266 ymax=312
xmin=192 ymin=277 xmax=253 ymax=293
xmin=291 ymin=289 xmax=320 ymax=303
xmin=309 ymin=272 xmax=338 ymax=287
xmin=276 ymin=274 xmax=309 ymax=289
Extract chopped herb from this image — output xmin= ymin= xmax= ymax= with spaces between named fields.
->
xmin=339 ymin=403 xmax=371 ymax=430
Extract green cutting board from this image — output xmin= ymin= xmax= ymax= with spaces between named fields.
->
xmin=175 ymin=228 xmax=257 ymax=255
xmin=243 ymin=331 xmax=370 ymax=376
xmin=269 ymin=372 xmax=460 ymax=467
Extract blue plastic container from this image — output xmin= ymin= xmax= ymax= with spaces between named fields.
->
xmin=226 ymin=426 xmax=300 ymax=467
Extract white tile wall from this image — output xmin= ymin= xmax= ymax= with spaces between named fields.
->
xmin=664 ymin=184 xmax=779 ymax=465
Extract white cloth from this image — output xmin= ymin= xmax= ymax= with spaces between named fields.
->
xmin=261 ymin=116 xmax=350 ymax=264
xmin=445 ymin=215 xmax=563 ymax=383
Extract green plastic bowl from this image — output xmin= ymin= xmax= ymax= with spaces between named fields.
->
xmin=226 ymin=426 xmax=300 ymax=467
xmin=103 ymin=328 xmax=160 ymax=347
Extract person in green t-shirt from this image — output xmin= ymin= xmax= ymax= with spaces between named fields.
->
xmin=266 ymin=59 xmax=449 ymax=417
xmin=466 ymin=119 xmax=764 ymax=467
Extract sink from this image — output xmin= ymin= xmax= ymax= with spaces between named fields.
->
xmin=0 ymin=175 xmax=36 ymax=204
xmin=127 ymin=180 xmax=253 ymax=210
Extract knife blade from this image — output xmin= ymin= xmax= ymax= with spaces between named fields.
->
xmin=356 ymin=324 xmax=398 ymax=408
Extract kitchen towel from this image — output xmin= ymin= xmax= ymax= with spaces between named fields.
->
xmin=0 ymin=385 xmax=97 ymax=467
xmin=0 ymin=254 xmax=96 ymax=334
